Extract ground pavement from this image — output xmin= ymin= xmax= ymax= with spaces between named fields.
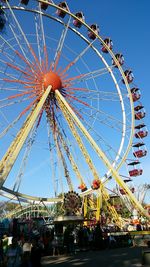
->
xmin=41 ymin=247 xmax=144 ymax=267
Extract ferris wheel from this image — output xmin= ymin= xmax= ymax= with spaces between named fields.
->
xmin=0 ymin=0 xmax=149 ymax=222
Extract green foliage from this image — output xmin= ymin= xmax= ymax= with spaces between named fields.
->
xmin=0 ymin=201 xmax=20 ymax=216
xmin=109 ymin=196 xmax=132 ymax=218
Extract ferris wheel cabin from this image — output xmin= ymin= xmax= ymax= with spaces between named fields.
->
xmin=120 ymin=187 xmax=135 ymax=195
xmin=56 ymin=2 xmax=69 ymax=18
xmin=112 ymin=53 xmax=124 ymax=67
xmin=133 ymin=149 xmax=147 ymax=158
xmin=130 ymin=87 xmax=141 ymax=102
xmin=134 ymin=104 xmax=144 ymax=112
xmin=0 ymin=0 xmax=149 ymax=223
xmin=20 ymin=0 xmax=29 ymax=5
xmin=135 ymin=123 xmax=146 ymax=130
xmin=128 ymin=160 xmax=143 ymax=177
xmin=101 ymin=38 xmax=113 ymax=53
xmin=88 ymin=24 xmax=99 ymax=40
xmin=0 ymin=6 xmax=5 ymax=31
xmin=40 ymin=1 xmax=52 ymax=10
xmin=135 ymin=130 xmax=148 ymax=139
xmin=135 ymin=111 xmax=146 ymax=120
xmin=91 ymin=179 xmax=101 ymax=190
xmin=129 ymin=169 xmax=143 ymax=177
xmin=122 ymin=70 xmax=134 ymax=84
xmin=73 ymin=12 xmax=84 ymax=28
xmin=78 ymin=183 xmax=87 ymax=192
xmin=134 ymin=122 xmax=148 ymax=139
xmin=119 ymin=178 xmax=135 ymax=195
xmin=132 ymin=142 xmax=147 ymax=158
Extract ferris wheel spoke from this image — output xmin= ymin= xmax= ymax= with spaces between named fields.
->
xmin=78 ymin=67 xmax=114 ymax=83
xmin=0 ymin=113 xmax=21 ymax=139
xmin=34 ymin=3 xmax=46 ymax=66
xmin=5 ymin=21 xmax=30 ymax=65
xmin=0 ymin=86 xmax=28 ymax=93
xmin=0 ymin=64 xmax=33 ymax=86
xmin=78 ymin=115 xmax=123 ymax=163
xmin=0 ymin=96 xmax=34 ymax=110
xmin=3 ymin=7 xmax=31 ymax=66
xmin=0 ymin=109 xmax=9 ymax=125
xmin=61 ymin=40 xmax=96 ymax=75
xmin=0 ymin=70 xmax=19 ymax=82
xmin=47 ymin=110 xmax=87 ymax=189
xmin=0 ymin=32 xmax=16 ymax=53
xmin=46 ymin=110 xmax=66 ymax=194
xmin=52 ymin=16 xmax=72 ymax=70
xmin=53 ymin=116 xmax=86 ymax=187
xmin=68 ymin=106 xmax=123 ymax=159
xmin=0 ymin=2 xmax=148 ymax=221
xmin=80 ymin=110 xmax=123 ymax=138
xmin=0 ymin=56 xmax=15 ymax=69
xmin=0 ymin=36 xmax=34 ymax=75
xmin=0 ymin=86 xmax=51 ymax=188
xmin=63 ymin=68 xmax=112 ymax=86
xmin=13 ymin=126 xmax=37 ymax=192
xmin=0 ymin=39 xmax=24 ymax=69
xmin=5 ymin=2 xmax=30 ymax=48
xmin=67 ymin=97 xmax=124 ymax=132
xmin=56 ymin=90 xmax=148 ymax=218
xmin=3 ymin=60 xmax=37 ymax=80
xmin=0 ymin=35 xmax=38 ymax=88
xmin=4 ymin=2 xmax=42 ymax=70
xmin=46 ymin=118 xmax=58 ymax=196
xmin=56 ymin=91 xmax=101 ymax=181
xmin=69 ymin=91 xmax=104 ymax=110
xmin=57 ymin=138 xmax=74 ymax=191
xmin=56 ymin=95 xmax=122 ymax=223
xmin=75 ymin=91 xmax=127 ymax=102
xmin=54 ymin=133 xmax=66 ymax=193
xmin=0 ymin=48 xmax=14 ymax=63
xmin=62 ymin=65 xmax=113 ymax=86
xmin=82 ymin=109 xmax=123 ymax=131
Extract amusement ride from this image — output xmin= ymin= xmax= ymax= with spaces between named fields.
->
xmin=0 ymin=0 xmax=149 ymax=228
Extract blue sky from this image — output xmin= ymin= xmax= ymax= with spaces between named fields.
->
xmin=65 ymin=0 xmax=150 ymax=199
xmin=0 ymin=0 xmax=149 ymax=203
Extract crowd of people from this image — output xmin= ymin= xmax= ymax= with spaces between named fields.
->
xmin=0 ymin=222 xmax=135 ymax=267
xmin=0 ymin=234 xmax=43 ymax=267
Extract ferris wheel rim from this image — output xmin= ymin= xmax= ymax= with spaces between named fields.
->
xmin=1 ymin=3 xmax=135 ymax=168
xmin=0 ymin=1 xmax=135 ymax=202
xmin=1 ymin=186 xmax=63 ymax=204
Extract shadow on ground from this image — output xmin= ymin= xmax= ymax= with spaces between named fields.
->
xmin=41 ymin=247 xmax=143 ymax=267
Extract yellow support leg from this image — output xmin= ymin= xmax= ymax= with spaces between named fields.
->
xmin=0 ymin=86 xmax=51 ymax=187
xmin=96 ymin=193 xmax=101 ymax=222
xmin=55 ymin=90 xmax=150 ymax=220
xmin=84 ymin=195 xmax=88 ymax=226
xmin=56 ymin=90 xmax=123 ymax=228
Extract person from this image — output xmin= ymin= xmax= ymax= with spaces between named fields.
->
xmin=2 ymin=234 xmax=9 ymax=256
xmin=51 ymin=235 xmax=59 ymax=256
xmin=4 ymin=237 xmax=23 ymax=267
xmin=68 ymin=230 xmax=75 ymax=255
xmin=142 ymin=240 xmax=150 ymax=266
xmin=93 ymin=223 xmax=103 ymax=250
xmin=30 ymin=238 xmax=42 ymax=267
xmin=0 ymin=238 xmax=4 ymax=266
xmin=108 ymin=234 xmax=117 ymax=249
xmin=22 ymin=236 xmax=32 ymax=267
xmin=22 ymin=236 xmax=32 ymax=253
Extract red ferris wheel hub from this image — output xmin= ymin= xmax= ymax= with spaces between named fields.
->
xmin=43 ymin=71 xmax=62 ymax=91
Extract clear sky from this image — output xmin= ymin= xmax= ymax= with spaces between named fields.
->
xmin=0 ymin=0 xmax=149 ymax=204
xmin=66 ymin=0 xmax=150 ymax=199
